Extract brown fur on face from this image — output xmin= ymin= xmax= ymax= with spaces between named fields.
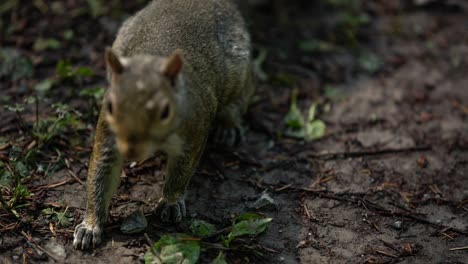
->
xmin=104 ymin=50 xmax=184 ymax=160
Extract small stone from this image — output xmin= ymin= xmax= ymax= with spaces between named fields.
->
xmin=392 ymin=220 xmax=403 ymax=230
xmin=120 ymin=210 xmax=148 ymax=234
xmin=12 ymin=246 xmax=23 ymax=257
xmin=296 ymin=240 xmax=308 ymax=248
xmin=249 ymin=191 xmax=278 ymax=211
xmin=43 ymin=240 xmax=66 ymax=261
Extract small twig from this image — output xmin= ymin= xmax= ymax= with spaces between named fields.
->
xmin=232 ymin=151 xmax=263 ymax=168
xmin=201 ymin=242 xmax=231 ymax=250
xmin=0 ymin=143 xmax=11 ymax=151
xmin=458 ymin=199 xmax=468 ymax=208
xmin=31 ymin=179 xmax=72 ymax=192
xmin=441 ymin=232 xmax=455 ymax=240
xmin=204 ymin=227 xmax=232 ymax=239
xmin=306 ymin=146 xmax=432 ymax=160
xmin=0 ymin=222 xmax=19 ymax=233
xmin=275 ymin=183 xmax=293 ymax=192
xmin=21 ymin=231 xmax=58 ymax=261
xmin=449 ymin=246 xmax=468 ymax=251
xmin=380 ymin=240 xmax=399 ymax=252
xmin=375 ymin=249 xmax=398 ymax=258
xmin=56 ymin=206 xmax=69 ymax=226
xmin=303 ymin=203 xmax=311 ymax=219
xmin=364 ymin=219 xmax=381 ymax=233
xmin=144 ymin=233 xmax=154 ymax=246
xmin=68 ymin=169 xmax=84 ymax=185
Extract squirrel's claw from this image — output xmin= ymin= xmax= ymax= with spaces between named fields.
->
xmin=160 ymin=198 xmax=186 ymax=223
xmin=212 ymin=126 xmax=243 ymax=148
xmin=73 ymin=222 xmax=103 ymax=250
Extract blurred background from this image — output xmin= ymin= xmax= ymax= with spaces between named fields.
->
xmin=0 ymin=0 xmax=467 ymax=263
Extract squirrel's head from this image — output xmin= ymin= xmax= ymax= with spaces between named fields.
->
xmin=103 ymin=48 xmax=184 ymax=161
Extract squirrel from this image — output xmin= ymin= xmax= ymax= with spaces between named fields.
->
xmin=73 ymin=0 xmax=254 ymax=250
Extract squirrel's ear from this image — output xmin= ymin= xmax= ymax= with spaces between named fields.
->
xmin=105 ymin=47 xmax=124 ymax=75
xmin=161 ymin=49 xmax=183 ymax=80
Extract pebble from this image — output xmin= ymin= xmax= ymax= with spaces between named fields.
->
xmin=43 ymin=240 xmax=66 ymax=261
xmin=392 ymin=220 xmax=403 ymax=230
xmin=249 ymin=191 xmax=278 ymax=211
xmin=120 ymin=210 xmax=148 ymax=234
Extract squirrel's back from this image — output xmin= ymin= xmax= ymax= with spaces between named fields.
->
xmin=112 ymin=0 xmax=251 ymax=105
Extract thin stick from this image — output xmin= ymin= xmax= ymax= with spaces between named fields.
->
xmin=68 ymin=169 xmax=84 ymax=185
xmin=21 ymin=231 xmax=58 ymax=261
xmin=449 ymin=246 xmax=468 ymax=251
xmin=32 ymin=179 xmax=72 ymax=191
xmin=306 ymin=146 xmax=432 ymax=160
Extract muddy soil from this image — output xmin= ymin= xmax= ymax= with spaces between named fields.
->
xmin=0 ymin=1 xmax=467 ymax=263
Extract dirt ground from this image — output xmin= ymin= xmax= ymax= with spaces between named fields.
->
xmin=1 ymin=0 xmax=467 ymax=263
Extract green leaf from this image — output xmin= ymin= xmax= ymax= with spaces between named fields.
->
xmin=0 ymin=170 xmax=13 ymax=188
xmin=56 ymin=60 xmax=94 ymax=81
xmin=305 ymin=103 xmax=326 ymax=141
xmin=73 ymin=66 xmax=94 ymax=77
xmin=189 ymin=219 xmax=216 ymax=237
xmin=144 ymin=252 xmax=156 ymax=264
xmin=86 ymin=0 xmax=105 ymax=17
xmin=56 ymin=60 xmax=72 ymax=79
xmin=324 ymin=85 xmax=345 ymax=101
xmin=63 ymin=29 xmax=74 ymax=40
xmin=210 ymin=252 xmax=228 ymax=264
xmin=307 ymin=103 xmax=317 ymax=122
xmin=284 ymin=89 xmax=304 ymax=130
xmin=225 ymin=217 xmax=272 ymax=246
xmin=358 ymin=51 xmax=382 ymax=74
xmin=15 ymin=161 xmax=28 ymax=177
xmin=0 ymin=48 xmax=33 ymax=81
xmin=146 ymin=234 xmax=200 ymax=264
xmin=33 ymin=38 xmax=61 ymax=51
xmin=34 ymin=79 xmax=54 ymax=94
xmin=234 ymin=212 xmax=262 ymax=223
xmin=56 ymin=210 xmax=72 ymax=227
xmin=5 ymin=103 xmax=24 ymax=112
xmin=305 ymin=120 xmax=326 ymax=141
xmin=79 ymin=87 xmax=105 ymax=99
xmin=41 ymin=208 xmax=55 ymax=216
xmin=299 ymin=39 xmax=335 ymax=53
xmin=13 ymin=183 xmax=30 ymax=199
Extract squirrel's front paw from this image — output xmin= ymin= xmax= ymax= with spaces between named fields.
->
xmin=159 ymin=198 xmax=186 ymax=223
xmin=73 ymin=221 xmax=103 ymax=250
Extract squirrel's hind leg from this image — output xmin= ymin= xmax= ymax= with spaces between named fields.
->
xmin=211 ymin=104 xmax=245 ymax=148
xmin=211 ymin=72 xmax=254 ymax=148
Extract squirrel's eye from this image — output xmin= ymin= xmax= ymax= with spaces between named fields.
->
xmin=106 ymin=101 xmax=113 ymax=115
xmin=160 ymin=104 xmax=170 ymax=120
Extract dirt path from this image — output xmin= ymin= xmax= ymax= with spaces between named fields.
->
xmin=0 ymin=1 xmax=467 ymax=263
